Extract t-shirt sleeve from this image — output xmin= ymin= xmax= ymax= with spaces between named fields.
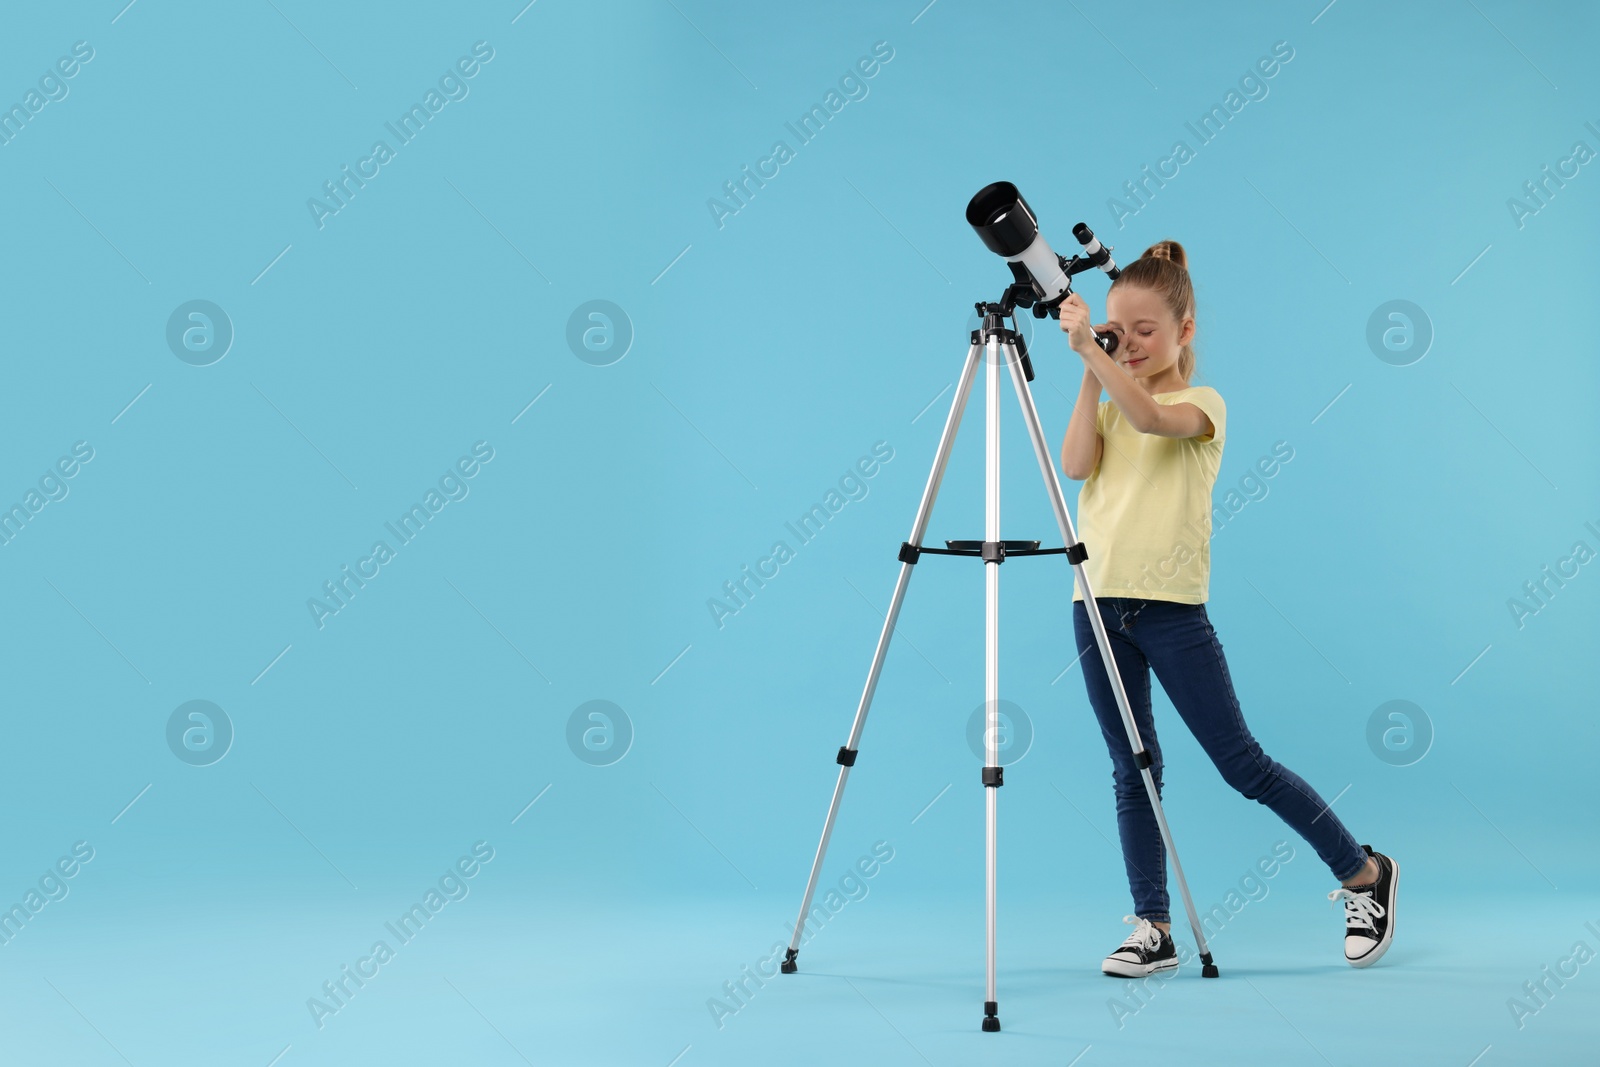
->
xmin=1096 ymin=399 xmax=1108 ymax=436
xmin=1184 ymin=387 xmax=1225 ymax=445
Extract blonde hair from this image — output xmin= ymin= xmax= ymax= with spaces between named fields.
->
xmin=1110 ymin=240 xmax=1196 ymax=384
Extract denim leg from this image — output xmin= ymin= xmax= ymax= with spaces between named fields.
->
xmin=1073 ymin=598 xmax=1171 ymax=923
xmin=1136 ymin=601 xmax=1371 ymax=882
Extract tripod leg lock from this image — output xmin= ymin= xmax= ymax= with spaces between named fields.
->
xmin=1065 ymin=541 xmax=1088 ymax=565
xmin=898 ymin=541 xmax=921 ymax=565
xmin=982 ymin=765 xmax=1004 ymax=787
xmin=1132 ymin=750 xmax=1153 ymax=770
xmin=836 ymin=746 xmax=858 ymax=767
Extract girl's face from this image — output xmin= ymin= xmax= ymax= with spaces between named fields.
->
xmin=1103 ymin=285 xmax=1194 ymax=391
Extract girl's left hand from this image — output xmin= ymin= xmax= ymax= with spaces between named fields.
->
xmin=1057 ymin=293 xmax=1106 ymax=357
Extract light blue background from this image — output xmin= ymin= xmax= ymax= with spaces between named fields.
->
xmin=0 ymin=1 xmax=1596 ymax=1064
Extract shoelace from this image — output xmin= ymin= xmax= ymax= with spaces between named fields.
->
xmin=1327 ymin=886 xmax=1385 ymax=934
xmin=1117 ymin=914 xmax=1161 ymax=952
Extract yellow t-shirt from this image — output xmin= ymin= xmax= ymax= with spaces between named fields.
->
xmin=1071 ymin=385 xmax=1226 ymax=605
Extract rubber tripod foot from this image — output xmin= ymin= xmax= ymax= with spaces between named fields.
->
xmin=982 ymin=1000 xmax=1000 ymax=1032
xmin=781 ymin=948 xmax=798 ymax=974
xmin=1200 ymin=951 xmax=1219 ymax=978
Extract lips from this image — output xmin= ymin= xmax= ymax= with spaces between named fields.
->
xmin=1125 ymin=357 xmax=1146 ymax=367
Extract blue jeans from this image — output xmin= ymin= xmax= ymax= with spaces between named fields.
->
xmin=1072 ymin=596 xmax=1369 ymax=923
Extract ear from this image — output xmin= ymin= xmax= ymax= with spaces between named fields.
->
xmin=1178 ymin=316 xmax=1196 ymax=347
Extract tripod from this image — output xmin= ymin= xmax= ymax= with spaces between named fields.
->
xmin=780 ymin=288 xmax=1219 ymax=1033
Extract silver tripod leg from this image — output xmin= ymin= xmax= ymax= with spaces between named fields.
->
xmin=999 ymin=335 xmax=1219 ymax=977
xmin=981 ymin=333 xmax=1003 ymax=1032
xmin=781 ymin=341 xmax=985 ymax=977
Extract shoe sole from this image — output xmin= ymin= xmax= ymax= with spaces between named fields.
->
xmin=1348 ymin=853 xmax=1399 ymax=968
xmin=1103 ymin=956 xmax=1179 ymax=979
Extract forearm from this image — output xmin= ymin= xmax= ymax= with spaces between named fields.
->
xmin=1079 ymin=342 xmax=1160 ymax=433
xmin=1060 ymin=368 xmax=1102 ymax=480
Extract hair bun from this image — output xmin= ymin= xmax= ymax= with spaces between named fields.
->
xmin=1140 ymin=240 xmax=1188 ymax=270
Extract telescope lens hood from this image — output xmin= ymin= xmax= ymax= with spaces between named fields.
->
xmin=966 ymin=182 xmax=1038 ymax=258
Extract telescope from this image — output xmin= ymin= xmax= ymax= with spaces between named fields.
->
xmin=965 ymin=181 xmax=1121 ymax=352
xmin=779 ymin=182 xmax=1225 ymax=1034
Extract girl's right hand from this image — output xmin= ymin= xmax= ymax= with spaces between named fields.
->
xmin=1058 ymin=293 xmax=1109 ymax=357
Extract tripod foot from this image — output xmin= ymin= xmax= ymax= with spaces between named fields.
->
xmin=981 ymin=1000 xmax=1000 ymax=1032
xmin=781 ymin=948 xmax=798 ymax=975
xmin=1200 ymin=951 xmax=1219 ymax=978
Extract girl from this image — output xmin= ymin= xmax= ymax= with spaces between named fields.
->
xmin=1056 ymin=241 xmax=1398 ymax=977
